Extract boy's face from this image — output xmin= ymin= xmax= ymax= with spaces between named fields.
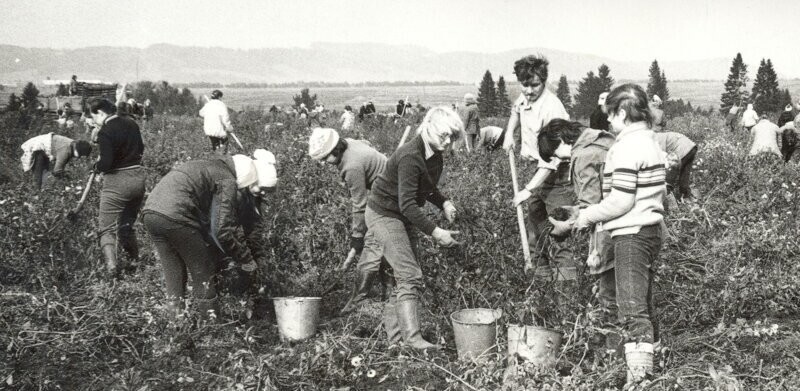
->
xmin=520 ymin=74 xmax=545 ymax=103
xmin=554 ymin=142 xmax=572 ymax=160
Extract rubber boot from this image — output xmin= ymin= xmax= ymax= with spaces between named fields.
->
xmin=382 ymin=296 xmax=402 ymax=344
xmin=396 ymin=299 xmax=440 ymax=350
xmin=195 ymin=296 xmax=220 ymax=322
xmin=339 ymin=270 xmax=377 ymax=315
xmin=102 ymin=244 xmax=119 ymax=279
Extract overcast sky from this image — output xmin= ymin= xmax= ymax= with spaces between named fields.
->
xmin=4 ymin=0 xmax=799 ymax=72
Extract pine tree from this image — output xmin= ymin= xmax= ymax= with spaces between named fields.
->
xmin=292 ymin=88 xmax=318 ymax=109
xmin=495 ymin=76 xmax=511 ymax=116
xmin=555 ymin=75 xmax=573 ymax=115
xmin=6 ymin=93 xmax=21 ymax=112
xmin=779 ymin=88 xmax=793 ymax=109
xmin=660 ymin=70 xmax=670 ymax=101
xmin=752 ymin=58 xmax=781 ymax=114
xmin=477 ymin=70 xmax=497 ymax=117
xmin=597 ymin=64 xmax=614 ymax=93
xmin=720 ymin=53 xmax=749 ymax=112
xmin=21 ymin=82 xmax=40 ymax=108
xmin=573 ymin=70 xmax=601 ymax=119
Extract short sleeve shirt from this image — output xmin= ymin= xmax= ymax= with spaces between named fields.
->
xmin=513 ymin=88 xmax=569 ymax=169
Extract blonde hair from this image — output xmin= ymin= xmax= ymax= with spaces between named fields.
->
xmin=417 ymin=106 xmax=464 ymax=142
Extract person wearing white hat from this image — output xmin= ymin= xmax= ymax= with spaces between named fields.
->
xmin=590 ymin=92 xmax=610 ymax=131
xmin=649 ymin=95 xmax=666 ymax=132
xmin=458 ymin=93 xmax=480 ymax=152
xmin=141 ymin=150 xmax=277 ymax=320
xmin=308 ymin=128 xmax=392 ymax=315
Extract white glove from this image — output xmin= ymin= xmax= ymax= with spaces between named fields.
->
xmin=513 ymin=189 xmax=533 ymax=206
xmin=575 ymin=211 xmax=591 ymax=230
xmin=432 ymin=227 xmax=461 ymax=248
xmin=586 ymin=250 xmax=601 ymax=268
xmin=443 ymin=201 xmax=457 ymax=223
xmin=548 ymin=216 xmax=574 ymax=237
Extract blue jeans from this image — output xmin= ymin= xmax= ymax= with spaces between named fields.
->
xmin=365 ymin=207 xmax=421 ymax=302
xmin=599 ymin=224 xmax=662 ymax=344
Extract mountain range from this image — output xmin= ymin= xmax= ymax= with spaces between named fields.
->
xmin=0 ymin=42 xmax=754 ymax=85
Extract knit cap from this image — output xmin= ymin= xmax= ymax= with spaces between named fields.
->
xmin=308 ymin=128 xmax=339 ymax=160
xmin=253 ymin=149 xmax=278 ymax=188
xmin=231 ymin=155 xmax=258 ymax=189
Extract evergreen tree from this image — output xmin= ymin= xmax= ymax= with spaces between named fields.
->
xmin=555 ymin=75 xmax=573 ymax=115
xmin=779 ymin=88 xmax=793 ymax=109
xmin=477 ymin=70 xmax=497 ymax=117
xmin=21 ymin=82 xmax=40 ymax=108
xmin=495 ymin=76 xmax=511 ymax=116
xmin=646 ymin=60 xmax=671 ymax=101
xmin=751 ymin=58 xmax=781 ymax=114
xmin=720 ymin=53 xmax=749 ymax=112
xmin=597 ymin=64 xmax=614 ymax=93
xmin=6 ymin=93 xmax=21 ymax=112
xmin=573 ymin=70 xmax=601 ymax=119
xmin=292 ymin=88 xmax=318 ymax=109
xmin=660 ymin=70 xmax=670 ymax=101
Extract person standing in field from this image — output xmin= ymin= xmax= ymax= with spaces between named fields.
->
xmin=340 ymin=105 xmax=356 ymax=131
xmin=649 ymin=95 xmax=666 ymax=132
xmin=571 ymin=84 xmax=666 ymax=383
xmin=653 ymin=132 xmax=697 ymax=201
xmin=778 ymin=104 xmax=795 ymax=128
xmin=742 ymin=103 xmax=759 ymax=133
xmin=367 ymin=107 xmax=462 ymax=349
xmin=748 ymin=114 xmax=782 ymax=158
xmin=199 ymin=90 xmax=233 ymax=154
xmin=479 ymin=125 xmax=504 ymax=150
xmin=780 ymin=119 xmax=797 ymax=163
xmin=725 ymin=102 xmax=741 ymax=132
xmin=590 ymin=92 xmax=610 ymax=131
xmin=307 ymin=128 xmax=392 ymax=314
xmin=20 ymin=133 xmax=92 ymax=191
xmin=504 ymin=54 xmax=575 ymax=280
xmin=69 ymin=75 xmax=79 ymax=96
xmin=142 ymin=150 xmax=277 ymax=320
xmin=88 ymin=98 xmax=145 ymax=279
xmin=458 ymin=93 xmax=480 ymax=152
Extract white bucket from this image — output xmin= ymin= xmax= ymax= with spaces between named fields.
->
xmin=273 ymin=297 xmax=321 ymax=342
xmin=624 ymin=342 xmax=654 ymax=382
xmin=507 ymin=325 xmax=562 ymax=368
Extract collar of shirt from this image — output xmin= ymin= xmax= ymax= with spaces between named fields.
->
xmin=615 ymin=121 xmax=650 ymax=141
xmin=103 ymin=114 xmax=119 ymax=125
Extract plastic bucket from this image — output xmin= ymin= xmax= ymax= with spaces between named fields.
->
xmin=507 ymin=325 xmax=562 ymax=367
xmin=273 ymin=297 xmax=321 ymax=341
xmin=624 ymin=342 xmax=653 ymax=382
xmin=450 ymin=308 xmax=502 ymax=360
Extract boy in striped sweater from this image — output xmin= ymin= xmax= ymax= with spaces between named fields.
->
xmin=573 ymin=84 xmax=666 ymax=383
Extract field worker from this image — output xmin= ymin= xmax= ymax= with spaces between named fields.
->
xmin=778 ymin=104 xmax=795 ymax=128
xmin=649 ymin=95 xmax=667 ymax=132
xmin=298 ymin=103 xmax=309 ymax=120
xmin=20 ymin=133 xmax=92 ymax=191
xmin=142 ymin=150 xmax=277 ymax=320
xmin=340 ymin=105 xmax=356 ymax=131
xmin=142 ymin=99 xmax=154 ymax=122
xmin=458 ymin=93 xmax=480 ymax=152
xmin=741 ymin=103 xmax=759 ymax=132
xmin=780 ymin=120 xmax=797 ymax=163
xmin=479 ymin=126 xmax=504 ymax=150
xmin=725 ymin=102 xmax=741 ymax=132
xmin=536 ymin=119 xmax=617 ymax=350
xmin=367 ymin=106 xmax=462 ymax=349
xmin=358 ymin=102 xmax=369 ymax=121
xmin=566 ymin=84 xmax=666 ymax=383
xmin=503 ymin=54 xmax=575 ymax=280
xmin=589 ymin=92 xmax=610 ymax=131
xmin=307 ymin=128 xmax=391 ymax=314
xmin=69 ymin=75 xmax=79 ymax=96
xmin=749 ymin=114 xmax=782 ymax=158
xmin=199 ymin=90 xmax=233 ymax=154
xmin=653 ymin=132 xmax=698 ymax=201
xmin=89 ymin=98 xmax=145 ymax=279
xmin=396 ymin=100 xmax=406 ymax=116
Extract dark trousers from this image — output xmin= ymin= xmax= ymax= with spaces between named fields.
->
xmin=666 ymin=146 xmax=697 ymax=200
xmin=143 ymin=213 xmax=220 ymax=304
xmin=209 ymin=136 xmax=228 ymax=153
xmin=31 ymin=151 xmax=50 ymax=191
xmin=522 ymin=162 xmax=575 ymax=267
xmin=98 ymin=168 xmax=145 ymax=255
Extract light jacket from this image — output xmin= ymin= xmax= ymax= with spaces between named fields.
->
xmin=199 ymin=99 xmax=232 ymax=138
xmin=20 ymin=134 xmax=74 ymax=173
xmin=742 ymin=105 xmax=759 ymax=127
xmin=458 ymin=103 xmax=480 ymax=135
xmin=337 ymin=139 xmax=387 ymax=237
xmin=513 ymin=88 xmax=569 ymax=169
xmin=749 ymin=119 xmax=781 ymax=156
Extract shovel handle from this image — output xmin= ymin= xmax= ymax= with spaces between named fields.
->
xmin=72 ymin=172 xmax=96 ymax=214
xmin=508 ymin=150 xmax=532 ymax=269
xmin=397 ymin=126 xmax=412 ymax=149
xmin=230 ymin=132 xmax=245 ymax=150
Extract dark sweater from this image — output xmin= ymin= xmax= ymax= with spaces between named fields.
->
xmin=96 ymin=115 xmax=144 ymax=173
xmin=778 ymin=111 xmax=795 ymax=128
xmin=589 ymin=106 xmax=610 ymax=131
xmin=368 ymin=135 xmax=448 ymax=235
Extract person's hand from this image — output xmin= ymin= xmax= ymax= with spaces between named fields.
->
xmin=349 ymin=236 xmax=365 ymax=254
xmin=513 ymin=189 xmax=532 ymax=206
xmin=548 ymin=216 xmax=574 ymax=237
xmin=443 ymin=201 xmax=457 ymax=223
xmin=574 ymin=211 xmax=591 ymax=230
xmin=432 ymin=227 xmax=461 ymax=248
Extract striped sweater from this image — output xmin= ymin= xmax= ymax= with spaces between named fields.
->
xmin=581 ymin=122 xmax=666 ymax=236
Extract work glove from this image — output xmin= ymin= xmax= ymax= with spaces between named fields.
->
xmin=349 ymin=235 xmax=365 ymax=254
xmin=548 ymin=217 xmax=574 ymax=238
xmin=513 ymin=189 xmax=533 ymax=206
xmin=574 ymin=211 xmax=591 ymax=231
xmin=443 ymin=200 xmax=457 ymax=223
xmin=431 ymin=227 xmax=461 ymax=248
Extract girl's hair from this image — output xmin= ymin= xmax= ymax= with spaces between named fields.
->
xmin=344 ymin=105 xmax=352 ymax=111
xmin=537 ymin=119 xmax=585 ymax=162
xmin=417 ymin=106 xmax=464 ymax=142
xmin=328 ymin=138 xmax=348 ymax=159
xmin=605 ymin=83 xmax=653 ymax=128
xmin=211 ymin=89 xmax=223 ymax=99
xmin=513 ymin=55 xmax=549 ymax=83
xmin=88 ymin=98 xmax=116 ymax=115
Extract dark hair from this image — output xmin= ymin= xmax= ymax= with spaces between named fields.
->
xmin=211 ymin=89 xmax=223 ymax=99
xmin=73 ymin=140 xmax=92 ymax=157
xmin=328 ymin=138 xmax=348 ymax=159
xmin=344 ymin=105 xmax=352 ymax=111
xmin=537 ymin=119 xmax=585 ymax=162
xmin=88 ymin=98 xmax=116 ymax=115
xmin=71 ymin=75 xmax=77 ymax=79
xmin=513 ymin=55 xmax=549 ymax=83
xmin=605 ymin=83 xmax=652 ymax=128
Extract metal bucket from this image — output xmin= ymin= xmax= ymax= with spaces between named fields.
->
xmin=507 ymin=325 xmax=562 ymax=367
xmin=273 ymin=297 xmax=321 ymax=341
xmin=450 ymin=308 xmax=502 ymax=360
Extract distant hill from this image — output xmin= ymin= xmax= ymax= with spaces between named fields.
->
xmin=0 ymin=42 xmax=756 ymax=85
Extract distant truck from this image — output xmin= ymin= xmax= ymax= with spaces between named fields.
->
xmin=41 ymin=82 xmax=118 ymax=115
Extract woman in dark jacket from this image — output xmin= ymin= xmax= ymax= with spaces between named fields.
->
xmin=142 ymin=151 xmax=277 ymax=319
